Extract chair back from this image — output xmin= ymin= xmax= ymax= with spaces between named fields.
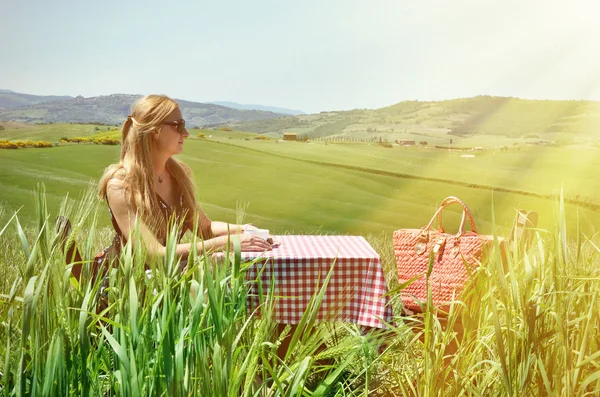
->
xmin=508 ymin=210 xmax=538 ymax=251
xmin=56 ymin=216 xmax=83 ymax=280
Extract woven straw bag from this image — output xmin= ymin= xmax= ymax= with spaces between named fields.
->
xmin=393 ymin=196 xmax=504 ymax=313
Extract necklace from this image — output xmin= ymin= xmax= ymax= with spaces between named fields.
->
xmin=157 ymin=171 xmax=167 ymax=183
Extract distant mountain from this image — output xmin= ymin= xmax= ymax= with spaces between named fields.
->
xmin=0 ymin=91 xmax=289 ymax=126
xmin=0 ymin=90 xmax=73 ymax=110
xmin=223 ymin=96 xmax=600 ymax=141
xmin=209 ymin=101 xmax=305 ymax=116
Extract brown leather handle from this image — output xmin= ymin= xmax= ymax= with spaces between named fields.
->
xmin=437 ymin=196 xmax=477 ymax=232
xmin=422 ymin=196 xmax=477 ymax=236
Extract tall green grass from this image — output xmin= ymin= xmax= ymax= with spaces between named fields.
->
xmin=0 ymin=186 xmax=378 ymax=396
xmin=1 ymin=186 xmax=599 ymax=396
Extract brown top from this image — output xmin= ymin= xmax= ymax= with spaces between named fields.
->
xmin=107 ymin=193 xmax=213 ymax=255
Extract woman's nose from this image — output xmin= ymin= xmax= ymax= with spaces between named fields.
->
xmin=183 ymin=128 xmax=189 ymax=138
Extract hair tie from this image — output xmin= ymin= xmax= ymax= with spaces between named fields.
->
xmin=123 ymin=115 xmax=133 ymax=142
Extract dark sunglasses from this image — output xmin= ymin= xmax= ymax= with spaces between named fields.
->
xmin=162 ymin=119 xmax=186 ymax=134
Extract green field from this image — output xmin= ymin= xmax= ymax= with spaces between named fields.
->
xmin=217 ymin=137 xmax=600 ymax=199
xmin=2 ymin=126 xmax=600 ymax=395
xmin=1 ymin=133 xmax=600 ymax=239
xmin=0 ymin=123 xmax=118 ymax=142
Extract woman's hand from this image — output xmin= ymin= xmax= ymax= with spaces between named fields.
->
xmin=238 ymin=233 xmax=272 ymax=251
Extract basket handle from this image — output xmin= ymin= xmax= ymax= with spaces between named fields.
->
xmin=422 ymin=196 xmax=477 ymax=236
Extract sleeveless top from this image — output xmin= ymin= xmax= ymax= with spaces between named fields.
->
xmin=107 ymin=193 xmax=190 ymax=255
xmin=94 ymin=192 xmax=214 ymax=275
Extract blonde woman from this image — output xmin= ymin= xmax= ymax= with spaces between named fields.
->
xmin=93 ymin=94 xmax=271 ymax=275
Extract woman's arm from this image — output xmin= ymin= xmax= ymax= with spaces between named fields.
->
xmin=191 ymin=203 xmax=260 ymax=238
xmin=210 ymin=221 xmax=256 ymax=237
xmin=107 ymin=179 xmax=271 ymax=257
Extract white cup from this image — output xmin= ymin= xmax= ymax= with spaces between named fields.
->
xmin=244 ymin=228 xmax=270 ymax=240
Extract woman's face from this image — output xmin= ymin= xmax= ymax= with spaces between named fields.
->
xmin=154 ymin=107 xmax=189 ymax=156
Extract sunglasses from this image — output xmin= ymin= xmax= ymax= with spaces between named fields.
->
xmin=162 ymin=119 xmax=186 ymax=134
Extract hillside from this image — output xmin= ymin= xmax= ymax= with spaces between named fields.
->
xmin=0 ymin=92 xmax=289 ymax=126
xmin=0 ymin=89 xmax=72 ymax=110
xmin=224 ymin=96 xmax=600 ymax=144
xmin=4 ymin=92 xmax=600 ymax=145
xmin=209 ymin=101 xmax=305 ymax=115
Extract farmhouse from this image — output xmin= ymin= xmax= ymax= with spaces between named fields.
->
xmin=396 ymin=140 xmax=415 ymax=146
xmin=283 ymin=132 xmax=297 ymax=141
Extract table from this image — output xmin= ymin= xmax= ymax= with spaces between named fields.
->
xmin=235 ymin=235 xmax=394 ymax=329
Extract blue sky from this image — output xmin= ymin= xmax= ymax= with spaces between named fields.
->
xmin=2 ymin=0 xmax=599 ymax=113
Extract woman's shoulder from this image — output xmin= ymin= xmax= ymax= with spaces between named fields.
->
xmin=109 ymin=166 xmax=127 ymax=180
xmin=107 ymin=168 xmax=128 ymax=193
xmin=107 ymin=176 xmax=125 ymax=191
xmin=99 ymin=163 xmax=128 ymax=199
xmin=105 ymin=174 xmax=128 ymax=208
xmin=101 ymin=162 xmax=127 ymax=177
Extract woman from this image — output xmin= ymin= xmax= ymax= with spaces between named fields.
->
xmin=94 ymin=94 xmax=272 ymax=272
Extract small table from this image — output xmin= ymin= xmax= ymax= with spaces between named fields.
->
xmin=236 ymin=235 xmax=394 ymax=329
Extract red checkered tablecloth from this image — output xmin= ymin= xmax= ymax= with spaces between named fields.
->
xmin=236 ymin=235 xmax=394 ymax=329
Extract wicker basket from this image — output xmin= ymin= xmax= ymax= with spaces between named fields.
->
xmin=393 ymin=196 xmax=505 ymax=313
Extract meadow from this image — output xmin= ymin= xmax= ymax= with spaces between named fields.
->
xmin=1 ymin=125 xmax=600 ymax=395
xmin=1 ymin=127 xmax=600 ymax=237
xmin=0 ymin=123 xmax=118 ymax=142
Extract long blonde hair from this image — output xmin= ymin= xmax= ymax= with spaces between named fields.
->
xmin=98 ymin=95 xmax=198 ymax=240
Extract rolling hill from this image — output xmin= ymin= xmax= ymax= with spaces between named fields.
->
xmin=209 ymin=101 xmax=305 ymax=115
xmin=0 ymin=89 xmax=72 ymax=110
xmin=223 ymin=96 xmax=600 ymax=144
xmin=0 ymin=91 xmax=291 ymax=126
xmin=4 ymin=90 xmax=600 ymax=145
